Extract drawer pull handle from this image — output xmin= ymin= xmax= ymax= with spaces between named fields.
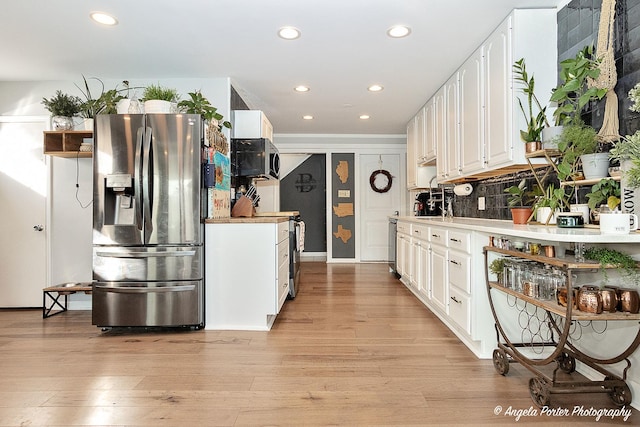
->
xmin=414 ymin=230 xmax=420 ymax=234
xmin=450 ymin=296 xmax=462 ymax=304
xmin=450 ymin=238 xmax=461 ymax=243
xmin=449 ymin=259 xmax=461 ymax=266
xmin=432 ymin=234 xmax=440 ymax=238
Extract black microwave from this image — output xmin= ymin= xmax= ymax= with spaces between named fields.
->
xmin=231 ymin=138 xmax=280 ymax=180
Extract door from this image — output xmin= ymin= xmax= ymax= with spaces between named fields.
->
xmin=360 ymin=154 xmax=401 ymax=261
xmin=0 ymin=118 xmax=47 ymax=307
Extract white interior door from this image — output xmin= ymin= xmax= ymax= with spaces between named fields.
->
xmin=0 ymin=117 xmax=48 ymax=307
xmin=360 ymin=154 xmax=401 ymax=261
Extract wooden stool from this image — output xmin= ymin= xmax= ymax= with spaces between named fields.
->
xmin=42 ymin=283 xmax=92 ymax=318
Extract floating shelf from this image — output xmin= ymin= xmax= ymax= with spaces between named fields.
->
xmin=43 ymin=130 xmax=93 ymax=158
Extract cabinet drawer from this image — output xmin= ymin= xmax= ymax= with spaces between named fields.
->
xmin=429 ymin=227 xmax=448 ymax=246
xmin=277 ymin=241 xmax=289 ymax=269
xmin=449 ymin=286 xmax=471 ymax=334
xmin=411 ymin=224 xmax=429 ymax=241
xmin=448 ymin=250 xmax=471 ymax=293
xmin=448 ymin=231 xmax=471 ymax=253
xmin=277 ymin=221 xmax=289 ymax=243
xmin=397 ymin=221 xmax=410 ymax=235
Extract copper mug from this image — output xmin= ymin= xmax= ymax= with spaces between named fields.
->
xmin=599 ymin=288 xmax=618 ymax=313
xmin=619 ymin=289 xmax=640 ymax=314
xmin=577 ymin=286 xmax=603 ymax=314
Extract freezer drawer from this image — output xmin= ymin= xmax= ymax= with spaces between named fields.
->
xmin=93 ymin=246 xmax=202 ymax=281
xmin=92 ymin=280 xmax=203 ymax=327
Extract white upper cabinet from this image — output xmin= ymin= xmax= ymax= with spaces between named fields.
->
xmin=232 ymin=110 xmax=274 ymax=142
xmin=459 ymin=49 xmax=485 ymax=175
xmin=423 ymin=100 xmax=437 ymax=163
xmin=406 ymin=108 xmax=437 ymax=190
xmin=416 ymin=8 xmax=557 ymax=182
xmin=406 ymin=116 xmax=418 ymax=189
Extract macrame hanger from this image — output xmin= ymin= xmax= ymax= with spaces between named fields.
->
xmin=589 ymin=0 xmax=620 ymax=142
xmin=378 ymin=154 xmax=383 ymax=172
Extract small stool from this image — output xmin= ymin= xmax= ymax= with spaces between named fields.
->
xmin=42 ymin=283 xmax=92 ymax=318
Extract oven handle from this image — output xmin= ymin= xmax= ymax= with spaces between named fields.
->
xmin=94 ymin=284 xmax=196 ymax=293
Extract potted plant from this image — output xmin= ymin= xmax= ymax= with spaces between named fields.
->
xmin=584 ymin=246 xmax=639 ymax=285
xmin=142 ymin=83 xmax=179 ymax=113
xmin=513 ymin=58 xmax=549 ymax=153
xmin=544 ymin=45 xmax=607 ymax=148
xmin=41 ymin=90 xmax=83 ymax=130
xmin=504 ymin=179 xmax=536 ymax=224
xmin=489 ymin=258 xmax=506 ymax=284
xmin=75 ymin=76 xmax=126 ymax=129
xmin=610 ymin=81 xmax=640 ymax=190
xmin=115 ymin=80 xmax=144 ymax=114
xmin=586 ymin=178 xmax=621 ymax=224
xmin=557 ymin=123 xmax=609 ymax=181
xmin=533 ymin=184 xmax=567 ymax=225
xmin=178 ymin=90 xmax=232 ymax=130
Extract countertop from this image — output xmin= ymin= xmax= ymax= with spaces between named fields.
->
xmin=395 ymin=216 xmax=640 ymax=244
xmin=205 ymin=216 xmax=289 ymax=224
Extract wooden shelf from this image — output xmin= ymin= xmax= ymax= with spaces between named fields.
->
xmin=488 ymin=281 xmax=640 ymax=321
xmin=560 ymin=175 xmax=620 ymax=187
xmin=44 ymin=130 xmax=93 ymax=158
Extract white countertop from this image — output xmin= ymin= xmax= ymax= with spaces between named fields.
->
xmin=395 ymin=216 xmax=640 ymax=244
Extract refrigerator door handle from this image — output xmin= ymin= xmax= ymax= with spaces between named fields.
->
xmin=95 ymin=250 xmax=196 ymax=258
xmin=94 ymin=284 xmax=196 ymax=293
xmin=142 ymin=126 xmax=153 ymax=243
xmin=134 ymin=126 xmax=144 ymax=230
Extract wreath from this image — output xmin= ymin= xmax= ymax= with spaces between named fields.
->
xmin=369 ymin=169 xmax=393 ymax=193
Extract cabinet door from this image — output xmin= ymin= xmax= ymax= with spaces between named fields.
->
xmin=262 ymin=113 xmax=274 ymax=142
xmin=410 ymin=238 xmax=420 ymax=288
xmin=415 ymin=107 xmax=425 ymax=164
xmin=445 ymin=73 xmax=460 ymax=180
xmin=406 ymin=117 xmax=417 ymax=189
xmin=434 ymin=86 xmax=447 ymax=182
xmin=484 ymin=17 xmax=513 ymax=168
xmin=459 ymin=49 xmax=485 ymax=175
xmin=416 ymin=242 xmax=430 ymax=298
xmin=430 ymin=244 xmax=448 ymax=314
xmin=397 ymin=232 xmax=411 ymax=278
xmin=423 ymin=100 xmax=436 ymax=162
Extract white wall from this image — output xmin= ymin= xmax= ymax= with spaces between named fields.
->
xmin=0 ymin=78 xmax=232 ymax=309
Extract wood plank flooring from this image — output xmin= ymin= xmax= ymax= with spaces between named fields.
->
xmin=0 ymin=262 xmax=637 ymax=426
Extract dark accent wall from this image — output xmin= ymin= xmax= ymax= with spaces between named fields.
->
xmin=331 ymin=153 xmax=355 ymax=258
xmin=280 ymin=154 xmax=327 ymax=252
xmin=453 ymin=0 xmax=640 ymax=219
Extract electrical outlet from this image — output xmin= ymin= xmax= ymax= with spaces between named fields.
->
xmin=478 ymin=196 xmax=486 ymax=211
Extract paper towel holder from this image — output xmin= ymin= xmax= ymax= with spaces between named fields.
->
xmin=453 ymin=183 xmax=473 ymax=196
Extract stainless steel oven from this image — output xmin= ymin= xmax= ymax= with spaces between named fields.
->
xmin=289 ymin=214 xmax=303 ymax=298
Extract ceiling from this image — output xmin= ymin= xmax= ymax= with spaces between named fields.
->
xmin=0 ymin=0 xmax=566 ymax=135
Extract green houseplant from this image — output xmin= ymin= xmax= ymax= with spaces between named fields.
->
xmin=142 ymin=84 xmax=179 ymax=113
xmin=556 ymin=123 xmax=608 ymax=181
xmin=513 ymin=58 xmax=549 ymax=152
xmin=178 ymin=90 xmax=231 ymax=129
xmin=533 ymin=184 xmax=567 ymax=225
xmin=610 ymin=81 xmax=640 ymax=189
xmin=584 ymin=246 xmax=639 ymax=284
xmin=505 ymin=179 xmax=536 ymax=224
xmin=585 ymin=178 xmax=621 ymax=211
xmin=41 ymin=90 xmax=82 ymax=130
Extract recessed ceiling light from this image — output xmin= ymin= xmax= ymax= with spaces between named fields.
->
xmin=302 ymin=115 xmax=314 ymax=120
xmin=278 ymin=26 xmax=301 ymax=40
xmin=360 ymin=115 xmax=370 ymax=120
xmin=294 ymin=85 xmax=310 ymax=92
xmin=368 ymin=84 xmax=384 ymax=92
xmin=90 ymin=11 xmax=118 ymax=26
xmin=387 ymin=25 xmax=411 ymax=38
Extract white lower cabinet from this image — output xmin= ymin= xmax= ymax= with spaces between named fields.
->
xmin=396 ymin=219 xmax=494 ymax=358
xmin=205 ymin=220 xmax=289 ymax=331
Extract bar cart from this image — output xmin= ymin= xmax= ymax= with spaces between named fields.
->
xmin=484 ymin=245 xmax=640 ymax=407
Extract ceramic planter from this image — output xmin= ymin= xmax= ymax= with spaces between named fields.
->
xmin=510 ymin=207 xmax=532 ymax=224
xmin=535 ymin=207 xmax=558 ymax=224
xmin=143 ymin=100 xmax=172 ymax=113
xmin=541 ymin=125 xmax=563 ymax=150
xmin=580 ymin=153 xmax=610 ymax=180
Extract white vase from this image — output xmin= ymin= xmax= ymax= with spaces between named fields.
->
xmin=536 ymin=207 xmax=557 ymax=224
xmin=580 ymin=153 xmax=610 ymax=180
xmin=144 ymin=100 xmax=172 ymax=113
xmin=78 ymin=118 xmax=94 ymax=131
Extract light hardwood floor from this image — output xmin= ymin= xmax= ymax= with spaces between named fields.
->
xmin=0 ymin=262 xmax=637 ymax=426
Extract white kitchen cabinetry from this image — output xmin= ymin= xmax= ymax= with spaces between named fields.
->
xmin=205 ymin=220 xmax=289 ymax=330
xmin=406 ymin=110 xmax=437 ymax=190
xmin=411 ymin=223 xmax=429 ymax=298
xmin=459 ymin=49 xmax=485 ymax=175
xmin=425 ymin=8 xmax=556 ymax=182
xmin=406 ymin=117 xmax=418 ymax=189
xmin=422 ymin=100 xmax=437 ymax=163
xmin=231 ymin=110 xmax=274 ymax=142
xmin=429 ymin=226 xmax=448 ymax=313
xmin=396 ymin=221 xmax=412 ymax=279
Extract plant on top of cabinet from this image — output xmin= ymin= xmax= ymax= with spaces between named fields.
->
xmin=505 ymin=179 xmax=536 ymax=224
xmin=585 ymin=178 xmax=620 ymax=211
xmin=610 ymin=81 xmax=640 ymax=189
xmin=513 ymin=58 xmax=549 ymax=153
xmin=178 ymin=90 xmax=232 ymax=129
xmin=142 ymin=83 xmax=179 ymax=113
xmin=42 ymin=90 xmax=83 ymax=130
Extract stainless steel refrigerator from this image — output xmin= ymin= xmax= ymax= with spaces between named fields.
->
xmin=92 ymin=114 xmax=204 ymax=328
